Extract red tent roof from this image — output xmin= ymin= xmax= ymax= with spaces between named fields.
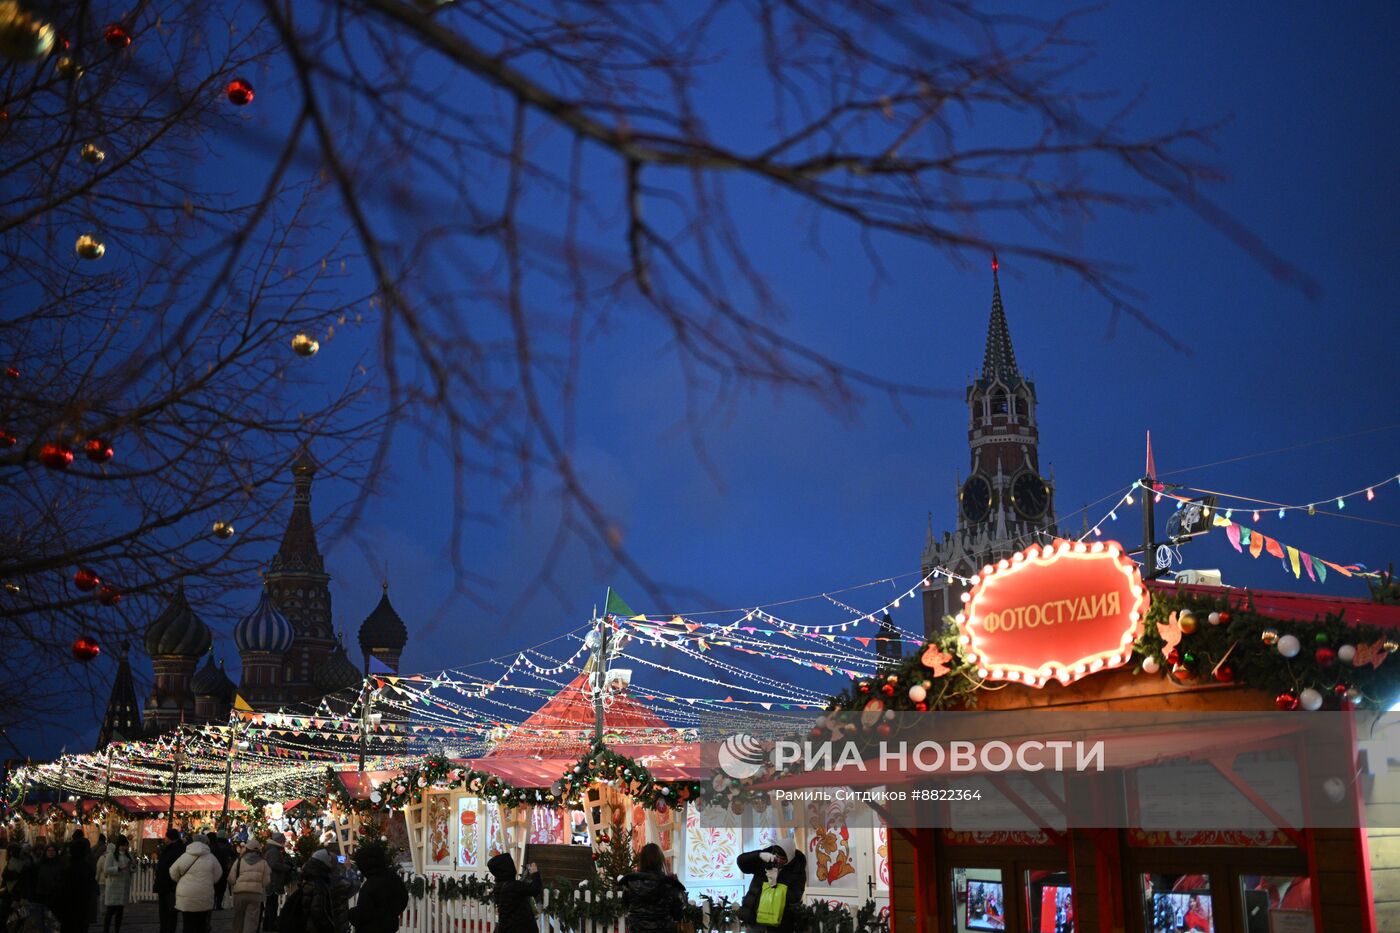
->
xmin=1147 ymin=581 xmax=1400 ymax=628
xmin=110 ymin=795 xmax=249 ymax=814
xmin=487 ymin=672 xmax=678 ymax=758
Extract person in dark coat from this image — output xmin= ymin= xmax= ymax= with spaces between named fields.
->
xmin=486 ymin=853 xmax=541 ymax=933
xmin=62 ymin=834 xmax=96 ymax=933
xmin=1 ymin=842 xmax=35 ymax=930
xmin=736 ymin=838 xmax=806 ymax=933
xmin=207 ymin=833 xmax=233 ymax=910
xmin=34 ymin=844 xmax=66 ymax=927
xmin=346 ymin=844 xmax=409 ymax=933
xmin=261 ymin=833 xmax=291 ymax=932
xmin=154 ymin=829 xmax=186 ymax=933
xmin=620 ymin=843 xmax=686 ymax=933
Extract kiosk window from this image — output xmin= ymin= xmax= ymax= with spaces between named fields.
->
xmin=1025 ymin=869 xmax=1073 ymax=932
xmin=952 ymin=867 xmax=1006 ymax=931
xmin=1142 ymin=873 xmax=1214 ymax=932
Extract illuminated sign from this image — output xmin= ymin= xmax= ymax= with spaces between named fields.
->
xmin=955 ymin=539 xmax=1147 ymax=687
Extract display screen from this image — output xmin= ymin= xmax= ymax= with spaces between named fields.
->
xmin=965 ymin=880 xmax=1006 ymax=930
xmin=1149 ymin=892 xmax=1213 ymax=932
xmin=1037 ymin=885 xmax=1073 ymax=932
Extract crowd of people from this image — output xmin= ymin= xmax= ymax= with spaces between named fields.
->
xmin=0 ymin=826 xmax=409 ymax=933
xmin=0 ymin=826 xmax=810 ymax=933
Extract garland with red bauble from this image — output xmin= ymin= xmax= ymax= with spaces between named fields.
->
xmin=1132 ymin=591 xmax=1399 ymax=711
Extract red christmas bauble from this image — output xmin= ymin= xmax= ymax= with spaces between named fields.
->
xmin=1315 ymin=646 xmax=1337 ymax=668
xmin=84 ymin=438 xmax=113 ymax=463
xmin=226 ymin=78 xmax=254 ymax=106
xmin=71 ymin=636 xmax=101 ymax=663
xmin=39 ymin=443 xmax=73 ymax=469
xmin=97 ymin=583 xmax=121 ymax=606
xmin=856 ymin=682 xmax=870 ymax=694
xmin=1275 ymin=691 xmax=1299 ymax=711
xmin=1333 ymin=683 xmax=1349 ymax=696
xmin=1218 ymin=611 xmax=1231 ymax=624
xmin=875 ymin=723 xmax=893 ymax=739
xmin=914 ymin=702 xmax=928 ymax=712
xmin=808 ymin=727 xmax=825 ymax=740
xmin=103 ymin=25 xmax=131 ymax=48
xmin=880 ymin=683 xmax=895 ymax=697
xmin=0 ymin=431 xmax=15 ymax=448
xmin=1170 ymin=664 xmax=1193 ymax=684
xmin=4 ymin=367 xmax=17 ymax=379
xmin=1213 ymin=664 xmax=1235 ymax=684
xmin=73 ymin=568 xmax=101 ymax=592
xmin=1165 ymin=648 xmax=1180 ymax=666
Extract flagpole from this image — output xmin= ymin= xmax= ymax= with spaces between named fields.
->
xmin=593 ymin=602 xmax=608 ymax=746
xmin=1143 ymin=431 xmax=1159 ymax=580
xmin=219 ymin=715 xmax=239 ymax=830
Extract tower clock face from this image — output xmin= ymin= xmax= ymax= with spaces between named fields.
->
xmin=961 ymin=475 xmax=993 ymax=523
xmin=1011 ymin=472 xmax=1049 ymax=519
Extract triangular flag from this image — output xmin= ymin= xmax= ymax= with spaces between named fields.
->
xmin=1226 ymin=524 xmax=1242 ymax=552
xmin=1286 ymin=546 xmax=1301 ymax=578
xmin=1302 ymin=553 xmax=1316 ymax=582
xmin=1264 ymin=536 xmax=1284 ymax=559
xmin=233 ymin=694 xmax=253 ymax=713
xmin=1250 ymin=532 xmax=1265 ymax=558
xmin=603 ymin=587 xmax=635 ymax=618
xmin=1311 ymin=556 xmax=1327 ymax=583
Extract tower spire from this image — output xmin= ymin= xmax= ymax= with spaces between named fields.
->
xmin=981 ymin=253 xmax=1021 ymax=386
xmin=98 ymin=643 xmax=142 ymax=749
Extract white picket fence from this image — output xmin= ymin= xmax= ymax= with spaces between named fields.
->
xmin=129 ymin=863 xmax=713 ymax=933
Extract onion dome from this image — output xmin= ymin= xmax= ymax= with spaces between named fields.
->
xmin=191 ymin=651 xmax=235 ymax=700
xmin=143 ymin=583 xmax=212 ymax=658
xmin=234 ymin=589 xmax=296 ymax=654
xmin=358 ymin=584 xmax=408 ymax=657
xmin=313 ymin=637 xmax=363 ymax=695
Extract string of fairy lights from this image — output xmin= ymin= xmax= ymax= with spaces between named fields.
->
xmin=12 ymin=468 xmax=1393 ymax=819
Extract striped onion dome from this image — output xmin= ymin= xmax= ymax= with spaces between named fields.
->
xmin=143 ymin=583 xmax=212 ymax=658
xmin=234 ymin=589 xmax=296 ymax=654
xmin=191 ymin=651 xmax=235 ymax=700
xmin=313 ymin=637 xmax=363 ymax=695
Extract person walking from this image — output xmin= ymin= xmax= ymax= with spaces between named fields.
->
xmin=207 ymin=833 xmax=234 ymax=911
xmin=61 ymin=834 xmax=96 ymax=933
xmin=485 ymin=853 xmax=541 ymax=933
xmin=736 ymin=838 xmax=806 ymax=933
xmin=227 ymin=839 xmax=271 ymax=933
xmin=99 ymin=836 xmax=134 ymax=933
xmin=295 ymin=850 xmax=356 ymax=933
xmin=621 ymin=843 xmax=687 ymax=933
xmin=346 ymin=844 xmax=408 ymax=933
xmin=169 ymin=834 xmax=223 ymax=933
xmin=154 ymin=829 xmax=185 ymax=933
xmin=261 ymin=833 xmax=291 ymax=932
xmin=34 ymin=844 xmax=65 ymax=933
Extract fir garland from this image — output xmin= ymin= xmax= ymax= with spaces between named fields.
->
xmin=559 ymin=742 xmax=704 ymax=811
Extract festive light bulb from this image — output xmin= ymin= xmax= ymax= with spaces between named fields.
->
xmin=1225 ymin=509 xmax=1233 ymax=519
xmin=1124 ymin=493 xmax=1134 ymax=505
xmin=1278 ymin=509 xmax=1285 ymax=519
xmin=1154 ymin=494 xmax=1162 ymax=503
xmin=1367 ymin=488 xmax=1376 ymax=501
xmin=1337 ymin=497 xmax=1345 ymax=510
xmin=1109 ymin=510 xmax=1117 ymax=521
xmin=1252 ymin=511 xmax=1260 ymax=522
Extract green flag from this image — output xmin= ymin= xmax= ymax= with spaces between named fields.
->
xmin=603 ymin=587 xmax=635 ymax=618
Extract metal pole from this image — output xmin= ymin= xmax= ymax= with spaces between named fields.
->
xmin=102 ymin=751 xmax=113 ymax=804
xmin=1141 ymin=477 xmax=1158 ymax=580
xmin=167 ymin=737 xmax=181 ymax=831
xmin=219 ymin=720 xmax=237 ymax=829
xmin=358 ymin=682 xmax=368 ymax=772
xmin=592 ymin=611 xmax=608 ymax=745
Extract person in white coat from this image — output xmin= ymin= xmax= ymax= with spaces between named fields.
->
xmin=100 ymin=836 xmax=135 ymax=933
xmin=227 ymin=839 xmax=272 ymax=933
xmin=168 ymin=838 xmax=224 ymax=933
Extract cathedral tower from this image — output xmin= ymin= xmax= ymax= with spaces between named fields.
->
xmin=921 ymin=257 xmax=1057 ymax=636
xmin=264 ymin=449 xmax=336 ymax=701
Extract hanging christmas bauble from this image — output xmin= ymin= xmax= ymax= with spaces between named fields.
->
xmin=1276 ymin=634 xmax=1301 ymax=658
xmin=1212 ymin=664 xmax=1235 ymax=683
xmin=1165 ymin=648 xmax=1180 ymax=667
xmin=1386 ymin=640 xmax=1399 ymax=654
xmin=211 ymin=520 xmax=235 ymax=540
xmin=1345 ymin=687 xmax=1363 ymax=706
xmin=1207 ymin=611 xmax=1222 ymax=626
xmin=1332 ymin=683 xmax=1349 ymax=697
xmin=0 ymin=2 xmax=55 ymax=61
xmin=71 ymin=635 xmax=100 ymax=662
xmin=74 ymin=234 xmax=105 ymax=260
xmin=856 ymin=682 xmax=870 ymax=695
xmin=880 ymin=683 xmax=895 ymax=697
xmin=1260 ymin=628 xmax=1279 ymax=646
xmin=1337 ymin=644 xmax=1356 ymax=664
xmin=96 ymin=583 xmax=120 ymax=606
xmin=0 ymin=430 xmax=15 ymax=448
xmin=1322 ymin=777 xmax=1347 ymax=804
xmin=1314 ymin=631 xmax=1330 ymax=645
xmin=914 ymin=701 xmax=928 ymax=712
xmin=73 ymin=567 xmax=100 ymax=592
xmin=39 ymin=442 xmax=73 ymax=469
xmin=102 ymin=24 xmax=130 ymax=49
xmin=291 ymin=333 xmax=319 ymax=357
xmin=83 ymin=438 xmax=113 ymax=463
xmin=1218 ymin=611 xmax=1231 ymax=624
xmin=79 ymin=143 xmax=105 ymax=165
xmin=907 ymin=684 xmax=927 ymax=704
xmin=1141 ymin=655 xmax=1160 ymax=674
xmin=1315 ymin=646 xmax=1336 ymax=668
xmin=807 ymin=726 xmax=824 ymax=741
xmin=226 ymin=78 xmax=254 ymax=106
xmin=70 ymin=633 xmax=100 ymax=661
xmin=1170 ymin=664 xmax=1193 ymax=684
xmin=53 ymin=55 xmax=80 ymax=79
xmin=1298 ymin=687 xmax=1324 ymax=712
xmin=1275 ymin=691 xmax=1299 ymax=711
xmin=1177 ymin=612 xmax=1197 ymax=635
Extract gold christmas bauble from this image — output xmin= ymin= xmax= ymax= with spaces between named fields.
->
xmin=211 ymin=521 xmax=235 ymax=540
xmin=0 ymin=2 xmax=54 ymax=62
xmin=291 ymin=333 xmax=319 ymax=357
xmin=1177 ymin=612 xmax=1198 ymax=635
xmin=80 ymin=143 xmax=105 ymax=165
xmin=74 ymin=234 xmax=105 ymax=260
xmin=54 ymin=55 xmax=81 ymax=80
